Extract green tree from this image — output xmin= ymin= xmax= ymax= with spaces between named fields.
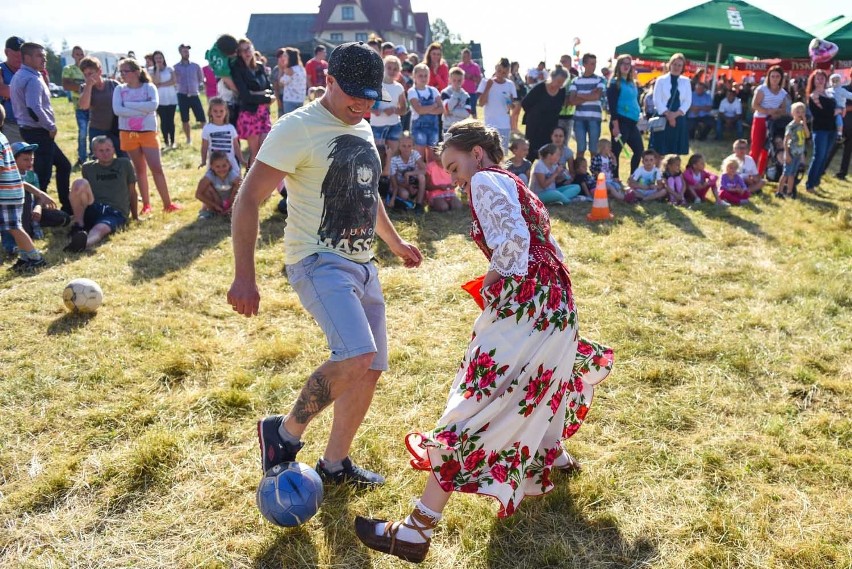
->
xmin=430 ymin=18 xmax=464 ymax=65
xmin=42 ymin=38 xmax=63 ymax=84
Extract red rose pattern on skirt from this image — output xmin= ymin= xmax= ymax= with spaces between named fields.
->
xmin=405 ymin=274 xmax=613 ymax=518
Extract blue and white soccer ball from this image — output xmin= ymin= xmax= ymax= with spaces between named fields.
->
xmin=256 ymin=462 xmax=324 ymax=527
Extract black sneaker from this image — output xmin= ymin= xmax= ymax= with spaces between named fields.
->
xmin=413 ymin=203 xmax=425 ymax=214
xmin=68 ymin=223 xmax=85 ymax=236
xmin=257 ymin=415 xmax=303 ymax=473
xmin=10 ymin=256 xmax=46 ymax=274
xmin=64 ymin=230 xmax=88 ymax=252
xmin=316 ymin=457 xmax=385 ymax=488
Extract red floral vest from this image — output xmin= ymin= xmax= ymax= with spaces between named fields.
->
xmin=469 ymin=167 xmax=571 ymax=287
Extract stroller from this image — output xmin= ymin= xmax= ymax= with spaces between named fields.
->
xmin=764 ymin=115 xmax=805 ymax=187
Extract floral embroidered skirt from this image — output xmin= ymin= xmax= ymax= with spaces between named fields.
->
xmin=406 ymin=271 xmax=613 ymax=517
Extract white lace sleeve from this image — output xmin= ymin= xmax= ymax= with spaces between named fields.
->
xmin=548 ymin=234 xmax=565 ymax=261
xmin=471 ymin=171 xmax=530 ymax=277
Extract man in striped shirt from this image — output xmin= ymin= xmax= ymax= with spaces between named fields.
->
xmin=568 ymin=53 xmax=606 ymax=161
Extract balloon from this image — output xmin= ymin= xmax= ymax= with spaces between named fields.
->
xmin=809 ymin=38 xmax=838 ymax=64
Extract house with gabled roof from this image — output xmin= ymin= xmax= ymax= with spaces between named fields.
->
xmin=247 ymin=0 xmax=431 ymax=62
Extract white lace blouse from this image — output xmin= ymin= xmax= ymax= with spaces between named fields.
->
xmin=471 ymin=170 xmax=564 ymax=277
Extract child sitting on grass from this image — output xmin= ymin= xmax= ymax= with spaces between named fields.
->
xmin=504 ymin=138 xmax=531 ymax=184
xmin=683 ymin=153 xmax=728 ymax=206
xmin=590 ymin=138 xmax=625 ymax=200
xmin=726 ymin=139 xmax=765 ymax=194
xmin=0 ymin=107 xmax=47 ymax=273
xmin=661 ymin=154 xmax=687 ymax=205
xmin=777 ymin=102 xmax=809 ymax=199
xmin=1 ymin=142 xmax=67 ymax=255
xmin=572 ymin=157 xmax=596 ymax=200
xmin=530 ymin=143 xmax=581 ymax=205
xmin=424 ymin=153 xmax=462 ymax=213
xmin=196 ymin=150 xmax=241 ymax=218
xmin=389 ymin=132 xmax=426 ymax=213
xmin=626 ymin=149 xmax=666 ymax=203
xmin=719 ymin=156 xmax=751 ymax=205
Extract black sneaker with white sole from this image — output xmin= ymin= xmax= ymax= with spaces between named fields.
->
xmin=257 ymin=415 xmax=303 ymax=473
xmin=316 ymin=457 xmax=385 ymax=488
xmin=10 ymin=256 xmax=47 ymax=273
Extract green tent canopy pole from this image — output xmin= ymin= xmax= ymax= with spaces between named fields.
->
xmin=711 ymin=43 xmax=722 ymax=97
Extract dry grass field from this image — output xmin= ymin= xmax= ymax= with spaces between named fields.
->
xmin=1 ymin=97 xmax=851 ymax=569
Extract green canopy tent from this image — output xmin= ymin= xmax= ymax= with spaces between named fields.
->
xmin=614 ymin=37 xmax=709 ymax=62
xmin=638 ymin=0 xmax=813 ymax=93
xmin=812 ymin=15 xmax=852 ymax=58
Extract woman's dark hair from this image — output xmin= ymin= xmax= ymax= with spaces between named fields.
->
xmin=764 ymin=65 xmax=784 ymax=88
xmin=805 ymin=69 xmax=829 ymax=100
xmin=276 ymin=47 xmax=302 ymax=68
xmin=236 ymin=38 xmax=257 ymax=70
xmin=437 ymin=119 xmax=504 ymax=164
xmin=497 ymin=57 xmax=510 ymax=70
xmin=551 ymin=125 xmax=567 ymax=137
xmin=152 ymin=50 xmax=167 ymax=70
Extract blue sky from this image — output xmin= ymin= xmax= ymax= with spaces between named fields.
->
xmin=3 ymin=0 xmax=840 ymax=70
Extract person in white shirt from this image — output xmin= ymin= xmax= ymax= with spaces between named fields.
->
xmin=715 ymin=89 xmax=743 ymax=140
xmin=476 ymin=58 xmax=517 ymax=152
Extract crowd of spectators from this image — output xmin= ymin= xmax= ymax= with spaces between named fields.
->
xmin=1 ymin=32 xmax=850 ymax=274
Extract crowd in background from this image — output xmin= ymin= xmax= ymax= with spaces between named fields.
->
xmin=1 ymin=31 xmax=851 ymax=273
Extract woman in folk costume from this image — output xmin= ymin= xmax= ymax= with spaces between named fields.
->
xmin=355 ymin=119 xmax=613 ymax=563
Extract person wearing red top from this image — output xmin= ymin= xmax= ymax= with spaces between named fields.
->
xmin=457 ymin=48 xmax=482 ymax=118
xmin=425 ymin=42 xmax=449 ymax=91
xmin=305 ymin=46 xmax=328 ymax=89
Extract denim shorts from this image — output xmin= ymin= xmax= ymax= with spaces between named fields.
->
xmin=83 ymin=202 xmax=127 ymax=232
xmin=411 ymin=121 xmax=439 ymax=147
xmin=371 ymin=122 xmax=403 ymax=143
xmin=783 ymin=153 xmax=802 ymax=177
xmin=285 ymin=252 xmax=388 ymax=371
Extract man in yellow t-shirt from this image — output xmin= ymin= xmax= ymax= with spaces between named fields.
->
xmin=229 ymin=42 xmax=422 ymax=487
xmin=61 ymin=45 xmax=87 ymax=167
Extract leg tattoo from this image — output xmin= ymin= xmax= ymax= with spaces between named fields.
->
xmin=290 ymin=372 xmax=333 ymax=424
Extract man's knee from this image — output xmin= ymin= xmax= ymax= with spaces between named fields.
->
xmin=70 ymin=178 xmax=91 ymax=195
xmin=340 ymin=352 xmax=376 ymax=376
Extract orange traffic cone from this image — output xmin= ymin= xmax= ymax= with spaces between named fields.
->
xmin=587 ymin=173 xmax=614 ymax=222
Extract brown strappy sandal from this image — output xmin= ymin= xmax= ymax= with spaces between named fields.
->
xmin=354 ymin=507 xmax=438 ymax=564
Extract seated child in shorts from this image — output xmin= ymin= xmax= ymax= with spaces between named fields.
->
xmin=195 ymin=150 xmax=241 ymax=218
xmin=424 ymin=154 xmax=462 ymax=213
xmin=504 ymin=138 xmax=531 ymax=184
xmin=626 ymin=149 xmax=667 ymax=203
xmin=590 ymin=138 xmax=625 ymax=199
xmin=389 ymin=132 xmax=426 ymax=212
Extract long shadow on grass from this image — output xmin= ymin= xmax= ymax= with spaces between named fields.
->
xmin=694 ymin=203 xmax=775 ymax=241
xmin=251 ymin=485 xmax=370 ymax=568
xmin=129 ymin=217 xmax=231 ymax=282
xmin=570 ymin=202 xmax=708 ymax=238
xmin=796 ymin=191 xmax=840 ymax=215
xmin=486 ymin=479 xmax=658 ymax=568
